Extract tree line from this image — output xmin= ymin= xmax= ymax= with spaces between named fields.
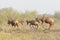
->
xmin=0 ymin=8 xmax=60 ymax=24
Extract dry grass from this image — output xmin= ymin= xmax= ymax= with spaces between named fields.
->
xmin=0 ymin=22 xmax=60 ymax=40
xmin=0 ymin=8 xmax=60 ymax=40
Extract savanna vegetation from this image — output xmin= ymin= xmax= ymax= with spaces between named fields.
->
xmin=0 ymin=8 xmax=60 ymax=40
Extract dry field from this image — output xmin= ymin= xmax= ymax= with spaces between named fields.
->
xmin=0 ymin=22 xmax=60 ymax=40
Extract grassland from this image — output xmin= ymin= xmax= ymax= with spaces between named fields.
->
xmin=0 ymin=8 xmax=60 ymax=40
xmin=0 ymin=22 xmax=60 ymax=40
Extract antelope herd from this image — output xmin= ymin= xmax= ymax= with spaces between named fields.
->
xmin=7 ymin=16 xmax=54 ymax=30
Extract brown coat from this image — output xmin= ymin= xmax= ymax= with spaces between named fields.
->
xmin=8 ymin=18 xmax=24 ymax=27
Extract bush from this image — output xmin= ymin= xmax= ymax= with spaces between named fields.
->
xmin=0 ymin=8 xmax=38 ymax=24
